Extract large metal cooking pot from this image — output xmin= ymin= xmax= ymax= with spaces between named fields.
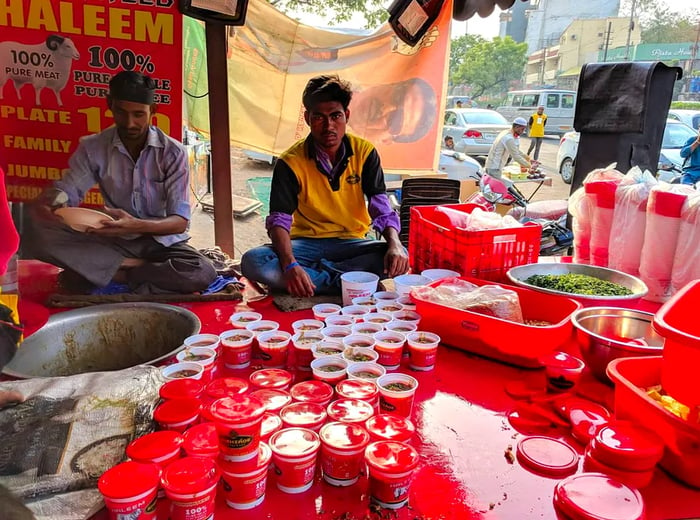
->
xmin=3 ymin=303 xmax=201 ymax=378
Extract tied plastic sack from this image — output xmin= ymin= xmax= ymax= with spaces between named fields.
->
xmin=586 ymin=179 xmax=623 ymax=267
xmin=412 ymin=279 xmax=524 ymax=323
xmin=569 ymin=164 xmax=623 ymax=264
xmin=465 ymin=207 xmax=522 ymax=231
xmin=608 ymin=167 xmax=657 ymax=276
xmin=639 ymin=184 xmax=694 ymax=302
xmin=671 ymin=191 xmax=700 ymax=293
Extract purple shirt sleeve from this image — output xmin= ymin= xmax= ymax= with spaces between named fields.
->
xmin=368 ymin=193 xmax=400 ymax=234
xmin=265 ymin=212 xmax=292 ymax=234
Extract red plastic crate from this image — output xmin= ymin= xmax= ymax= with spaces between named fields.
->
xmin=607 ymin=356 xmax=700 ymax=489
xmin=412 ymin=277 xmax=581 ymax=368
xmin=409 ymin=204 xmax=541 ymax=282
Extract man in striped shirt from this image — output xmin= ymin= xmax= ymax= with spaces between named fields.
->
xmin=27 ymin=71 xmax=216 ymax=294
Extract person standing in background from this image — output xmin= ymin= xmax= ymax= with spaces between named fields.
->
xmin=527 ymin=105 xmax=547 ymax=161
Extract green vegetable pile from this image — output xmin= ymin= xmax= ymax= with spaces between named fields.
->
xmin=525 ymin=273 xmax=633 ymax=296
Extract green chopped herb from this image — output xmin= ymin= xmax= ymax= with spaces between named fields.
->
xmin=525 ymin=273 xmax=633 ymax=296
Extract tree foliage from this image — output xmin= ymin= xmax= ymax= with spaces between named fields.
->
xmin=270 ymin=0 xmax=389 ymax=27
xmin=449 ymin=34 xmax=486 ymax=80
xmin=621 ymin=0 xmax=699 ymax=44
xmin=451 ymin=36 xmax=527 ymax=99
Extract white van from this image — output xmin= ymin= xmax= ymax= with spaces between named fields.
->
xmin=496 ymin=89 xmax=576 ymax=136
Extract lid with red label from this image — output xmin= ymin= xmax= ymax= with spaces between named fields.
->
xmin=126 ymin=431 xmax=184 ymax=463
xmin=182 ymin=423 xmax=219 ymax=457
xmin=269 ymin=427 xmax=321 ymax=457
xmin=327 ymin=399 xmax=375 ymax=424
xmin=250 ymin=389 xmax=292 ymax=412
xmin=161 ymin=457 xmax=220 ymax=495
xmin=153 ymin=398 xmax=201 ymax=425
xmin=205 ymin=377 xmax=249 ymax=400
xmin=159 ymin=379 xmax=205 ymax=401
xmin=261 ymin=412 xmax=283 ymax=439
xmin=336 ymin=379 xmax=379 ymax=401
xmin=569 ymin=401 xmax=611 ymax=444
xmin=208 ymin=395 xmax=266 ymax=424
xmin=319 ymin=421 xmax=370 ymax=450
xmin=290 ymin=380 xmax=334 ymax=404
xmin=249 ymin=369 xmax=293 ymax=389
xmin=590 ymin=421 xmax=664 ymax=471
xmin=554 ymin=473 xmax=646 ymax=520
xmin=280 ymin=402 xmax=327 ymax=428
xmin=365 ymin=441 xmax=419 ymax=473
xmin=365 ymin=415 xmax=416 ymax=442
xmin=98 ymin=461 xmax=161 ymax=499
xmin=516 ymin=436 xmax=579 ymax=478
xmin=219 ymin=442 xmax=272 ymax=475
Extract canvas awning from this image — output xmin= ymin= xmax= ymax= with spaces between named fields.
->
xmin=559 ymin=66 xmax=582 ymax=78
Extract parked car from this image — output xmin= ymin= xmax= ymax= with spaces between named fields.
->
xmin=667 ymin=109 xmax=700 ymax=130
xmin=442 ymin=108 xmax=510 ymax=158
xmin=555 ymin=120 xmax=697 ymax=184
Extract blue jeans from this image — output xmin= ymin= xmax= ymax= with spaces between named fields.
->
xmin=681 ymin=170 xmax=700 ymax=185
xmin=240 ymin=237 xmax=389 ymax=294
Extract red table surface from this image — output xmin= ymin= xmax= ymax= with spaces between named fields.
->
xmin=14 ymin=260 xmax=700 ymax=520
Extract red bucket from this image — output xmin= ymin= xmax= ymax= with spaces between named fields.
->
xmin=153 ymin=398 xmax=201 ymax=433
xmin=182 ymin=423 xmax=219 ymax=459
xmin=269 ymin=428 xmax=321 ymax=494
xmin=220 ymin=442 xmax=272 ymax=510
xmin=98 ymin=461 xmax=161 ymax=520
xmin=161 ymin=457 xmax=220 ymax=520
xmin=249 ymin=369 xmax=293 ymax=391
xmin=336 ymin=379 xmax=379 ymax=411
xmin=319 ymin=421 xmax=370 ymax=486
xmin=290 ymin=380 xmax=335 ymax=406
xmin=204 ymin=377 xmax=249 ymax=404
xmin=365 ymin=441 xmax=420 ymax=509
xmin=365 ymin=415 xmax=416 ymax=444
xmin=159 ymin=379 xmax=204 ymax=401
xmin=126 ymin=431 xmax=183 ymax=468
xmin=327 ymin=398 xmax=375 ymax=424
xmin=280 ymin=402 xmax=327 ymax=432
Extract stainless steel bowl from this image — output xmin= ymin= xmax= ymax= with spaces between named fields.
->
xmin=507 ymin=263 xmax=648 ymax=307
xmin=572 ymin=307 xmax=663 ymax=383
xmin=3 ymin=303 xmax=201 ymax=378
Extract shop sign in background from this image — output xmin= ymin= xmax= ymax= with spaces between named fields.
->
xmin=0 ymin=0 xmax=183 ymax=203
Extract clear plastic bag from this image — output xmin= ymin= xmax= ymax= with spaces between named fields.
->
xmin=568 ymin=187 xmax=592 ymax=263
xmin=608 ymin=167 xmax=657 ymax=276
xmin=671 ymin=192 xmax=700 ymax=293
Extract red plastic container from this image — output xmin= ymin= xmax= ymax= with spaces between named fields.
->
xmin=408 ymin=203 xmax=541 ymax=282
xmin=159 ymin=379 xmax=204 ymax=401
xmin=260 ymin=412 xmax=283 ymax=443
xmin=516 ymin=436 xmax=579 ymax=478
xmin=219 ymin=442 xmax=272 ymax=510
xmin=153 ymin=398 xmax=201 ymax=433
xmin=319 ymin=421 xmax=371 ymax=486
xmin=126 ymin=431 xmax=183 ymax=468
xmin=250 ymin=389 xmax=292 ymax=413
xmin=161 ymin=457 xmax=220 ymax=520
xmin=182 ymin=423 xmax=219 ymax=459
xmin=204 ymin=377 xmax=249 ymax=403
xmin=653 ymin=278 xmax=700 ymax=408
xmin=583 ymin=446 xmax=655 ymax=489
xmin=365 ymin=415 xmax=416 ymax=443
xmin=413 ymin=277 xmax=582 ymax=368
xmin=249 ymin=369 xmax=293 ymax=391
xmin=208 ymin=395 xmax=266 ymax=462
xmin=553 ymin=473 xmax=646 ymax=520
xmin=590 ymin=422 xmax=664 ymax=472
xmin=98 ymin=461 xmax=161 ymax=520
xmin=607 ymin=356 xmax=700 ymax=489
xmin=269 ymin=428 xmax=321 ymax=494
xmin=290 ymin=380 xmax=334 ymax=406
xmin=335 ymin=379 xmax=380 ymax=411
xmin=365 ymin=441 xmax=420 ymax=510
xmin=280 ymin=402 xmax=327 ymax=431
xmin=327 ymin=398 xmax=375 ymax=424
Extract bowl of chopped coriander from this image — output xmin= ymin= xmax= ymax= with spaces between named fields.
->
xmin=506 ymin=263 xmax=648 ymax=307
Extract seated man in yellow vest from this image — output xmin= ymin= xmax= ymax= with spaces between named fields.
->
xmin=526 ymin=105 xmax=547 ymax=161
xmin=241 ymin=75 xmax=409 ymax=297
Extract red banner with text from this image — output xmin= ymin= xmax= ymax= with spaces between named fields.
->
xmin=0 ymin=0 xmax=183 ymax=203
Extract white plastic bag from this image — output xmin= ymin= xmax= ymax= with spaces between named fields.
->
xmin=569 ymin=187 xmax=591 ymax=263
xmin=608 ymin=167 xmax=657 ymax=276
xmin=639 ymin=184 xmax=694 ymax=302
xmin=671 ymin=192 xmax=700 ymax=293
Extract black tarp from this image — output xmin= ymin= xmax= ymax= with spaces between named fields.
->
xmin=569 ymin=62 xmax=683 ymax=193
